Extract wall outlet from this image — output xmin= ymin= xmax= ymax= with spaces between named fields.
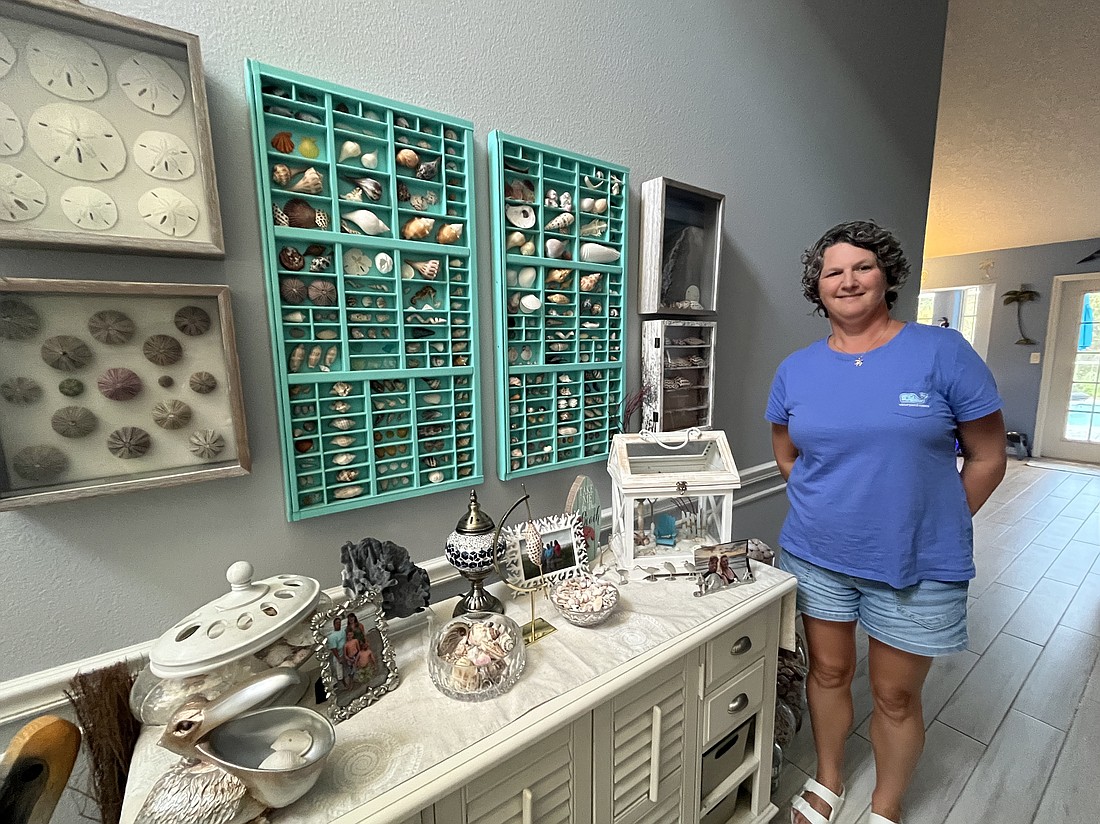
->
xmin=1029 ymin=352 xmax=1041 ymax=364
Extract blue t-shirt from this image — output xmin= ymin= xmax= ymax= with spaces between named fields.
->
xmin=764 ymin=323 xmax=1002 ymax=589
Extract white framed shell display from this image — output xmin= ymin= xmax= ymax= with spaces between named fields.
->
xmin=0 ymin=277 xmax=250 ymax=510
xmin=0 ymin=0 xmax=223 ymax=257
xmin=499 ymin=511 xmax=588 ymax=590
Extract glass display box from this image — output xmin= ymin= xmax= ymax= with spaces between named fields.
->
xmin=606 ymin=430 xmax=740 ymax=576
xmin=639 ymin=177 xmax=724 ymax=316
xmin=642 ymin=319 xmax=717 ymax=432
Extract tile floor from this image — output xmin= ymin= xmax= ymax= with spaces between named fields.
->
xmin=775 ymin=460 xmax=1100 ymax=824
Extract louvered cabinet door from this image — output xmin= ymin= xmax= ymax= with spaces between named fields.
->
xmin=592 ymin=656 xmax=701 ymax=824
xmin=439 ymin=717 xmax=593 ymax=824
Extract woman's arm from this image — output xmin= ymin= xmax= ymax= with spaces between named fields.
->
xmin=771 ymin=423 xmax=799 ymax=481
xmin=957 ymin=410 xmax=1007 ymax=515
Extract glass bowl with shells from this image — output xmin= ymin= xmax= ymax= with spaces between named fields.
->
xmin=548 ymin=577 xmax=620 ymax=627
xmin=427 ymin=611 xmax=526 ymax=702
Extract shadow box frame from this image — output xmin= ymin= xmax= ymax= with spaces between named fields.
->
xmin=0 ymin=0 xmax=224 ymax=257
xmin=0 ymin=277 xmax=250 ymax=510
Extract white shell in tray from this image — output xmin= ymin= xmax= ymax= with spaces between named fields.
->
xmin=148 ymin=561 xmax=322 ymax=678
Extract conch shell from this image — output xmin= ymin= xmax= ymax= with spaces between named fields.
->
xmin=436 ymin=223 xmax=463 ymax=245
xmin=579 ymin=272 xmax=603 ymax=292
xmin=545 ymin=239 xmax=568 ymax=259
xmin=338 ymin=140 xmax=361 ymax=163
xmin=545 ymin=212 xmax=574 ymax=233
xmin=519 ymin=241 xmax=536 ymax=256
xmin=344 ymin=209 xmax=390 ymax=235
xmin=361 ymin=150 xmax=379 ymax=169
xmin=580 ymin=219 xmax=607 ymax=237
xmin=415 ymin=157 xmax=440 ymax=180
xmin=409 ymin=259 xmax=440 ymax=279
xmin=505 ymin=231 xmax=526 ymax=250
xmin=396 ymin=148 xmax=420 ymax=168
xmin=546 ymin=268 xmax=572 ymax=287
xmin=402 ymin=217 xmax=435 ymax=240
xmin=346 ymin=177 xmax=382 ymax=201
xmin=290 ymin=167 xmax=324 ymax=194
xmin=272 ymin=163 xmax=306 ymax=186
xmin=580 ymin=243 xmax=620 ymax=263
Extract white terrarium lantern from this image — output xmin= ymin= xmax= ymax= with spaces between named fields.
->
xmin=606 ymin=429 xmax=740 ymax=577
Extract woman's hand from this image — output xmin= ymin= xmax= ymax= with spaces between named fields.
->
xmin=957 ymin=410 xmax=1007 ymax=514
xmin=771 ymin=423 xmax=799 ymax=481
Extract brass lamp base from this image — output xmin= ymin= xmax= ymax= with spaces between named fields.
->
xmin=452 ymin=569 xmax=504 ymax=617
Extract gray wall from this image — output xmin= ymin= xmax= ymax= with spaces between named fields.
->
xmin=924 ymin=237 xmax=1100 ymax=435
xmin=0 ymin=1 xmax=947 ymax=684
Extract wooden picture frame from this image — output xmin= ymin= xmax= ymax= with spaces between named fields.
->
xmin=0 ymin=277 xmax=250 ymax=509
xmin=500 ymin=511 xmax=588 ymax=589
xmin=310 ymin=590 xmax=399 ymax=723
xmin=0 ymin=0 xmax=224 ymax=256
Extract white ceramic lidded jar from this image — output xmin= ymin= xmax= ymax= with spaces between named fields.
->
xmin=130 ymin=561 xmax=324 ymax=724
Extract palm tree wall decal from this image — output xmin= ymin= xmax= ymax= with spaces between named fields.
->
xmin=1002 ymin=285 xmax=1040 ymax=344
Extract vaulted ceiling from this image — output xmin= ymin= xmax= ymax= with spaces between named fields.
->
xmin=924 ymin=0 xmax=1100 ymax=259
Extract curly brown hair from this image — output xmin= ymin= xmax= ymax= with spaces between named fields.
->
xmin=800 ymin=220 xmax=910 ymax=317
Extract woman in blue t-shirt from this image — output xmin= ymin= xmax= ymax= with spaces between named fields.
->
xmin=767 ymin=221 xmax=1006 ymax=824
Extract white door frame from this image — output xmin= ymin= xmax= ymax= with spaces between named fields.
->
xmin=1033 ymin=271 xmax=1100 ymax=457
xmin=917 ymin=282 xmax=995 ymax=359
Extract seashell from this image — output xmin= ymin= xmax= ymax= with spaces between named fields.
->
xmin=364 ymin=111 xmax=381 ymax=121
xmin=580 ymin=197 xmax=595 ymax=212
xmin=171 ymin=305 xmax=212 ymax=338
xmin=271 ymin=164 xmax=304 ymax=188
xmin=290 ymin=167 xmax=324 ymax=194
xmin=330 ymin=400 xmax=350 ymax=413
xmin=401 ymin=263 xmax=415 ymax=280
xmin=115 ymin=51 xmax=184 ymax=115
xmin=97 ymin=367 xmax=142 ymax=401
xmin=138 ymin=188 xmax=199 ymax=238
xmin=520 ymin=241 xmax=536 ymax=256
xmin=87 ymin=310 xmax=134 ymax=344
xmin=271 ymin=131 xmax=294 ymax=153
xmin=279 ymin=246 xmax=305 ymax=270
xmin=188 ymin=429 xmax=225 ymax=459
xmin=298 ymin=137 xmax=319 ymax=159
xmin=343 ymin=247 xmax=370 ymax=275
xmin=580 ymin=243 xmax=620 ymax=263
xmin=415 ymin=157 xmax=440 ymax=180
xmin=505 ymin=204 xmax=536 ymax=229
xmin=410 ymin=285 xmax=437 ymax=308
xmin=51 ymin=405 xmax=96 ymax=437
xmin=60 ymin=185 xmax=118 ymax=230
xmin=142 ymin=334 xmax=183 ymax=366
xmin=158 ymin=375 xmax=174 ymax=388
xmin=58 ymin=378 xmax=84 ymax=397
xmin=395 ymin=116 xmax=411 ymax=129
xmin=0 ymin=299 xmax=41 ymax=341
xmin=27 ymin=104 xmax=124 ymax=183
xmin=331 ymin=435 xmax=356 ymax=447
xmin=428 ymin=471 xmax=444 ymax=484
xmin=152 ymin=399 xmax=192 ymax=430
xmin=506 ymin=231 xmax=526 ymax=251
xmin=133 ymin=131 xmax=195 ymax=180
xmin=410 ymin=259 xmax=440 ymax=279
xmin=396 ymin=148 xmax=419 ymax=168
xmin=332 ymin=452 xmax=355 ymax=465
xmin=341 ymin=186 xmax=363 ymax=202
xmin=13 ymin=445 xmax=68 ymax=481
xmin=402 ymin=217 xmax=435 ymax=240
xmin=330 ymin=382 xmax=353 ymax=397
xmin=410 ymin=192 xmax=438 ymax=211
xmin=560 ymin=192 xmax=573 ymax=212
xmin=26 ymin=31 xmax=107 ymax=101
xmin=519 ymin=295 xmax=542 ymax=314
xmin=544 ymin=189 xmax=558 ymax=208
xmin=107 ymin=426 xmax=151 ymax=459
xmin=41 ymin=335 xmax=93 ymax=371
xmin=307 ymin=346 xmax=322 ymax=368
xmin=324 ymin=346 xmax=338 ymax=369
xmin=346 ymin=176 xmax=382 ymax=201
xmin=344 ymin=209 xmax=389 ymax=235
xmin=583 ymin=174 xmax=603 ymax=189
xmin=517 ymin=267 xmax=538 ymax=288
xmin=580 ymin=219 xmax=607 ymax=237
xmin=317 ymin=329 xmax=338 ymax=340
xmin=0 ymin=101 xmax=17 ymax=158
xmin=333 ymin=485 xmax=364 ymax=499
xmin=307 ymin=279 xmax=337 ymax=305
xmin=545 ymin=239 xmax=568 ymax=259
xmin=1 ymin=377 xmax=42 ymax=405
xmin=330 ymin=417 xmax=356 ymax=431
xmin=546 ymin=293 xmax=570 ymax=304
xmin=546 ymin=268 xmax=572 ymax=287
xmin=189 ymin=371 xmax=217 ymax=394
xmin=367 ymin=253 xmax=391 ymax=276
xmin=335 ymin=469 xmax=359 ymax=482
xmin=361 ymin=150 xmax=378 ymax=169
xmin=593 ymin=198 xmax=608 ymax=215
xmin=396 ymin=181 xmax=411 ymax=202
xmin=506 ymin=268 xmax=518 ymax=286
xmin=338 ymin=140 xmax=361 ymax=163
xmin=545 ymin=212 xmax=574 ymax=232
xmin=281 ymin=197 xmax=318 ymax=229
xmin=580 ymin=272 xmax=603 ymax=292
xmin=437 ymin=223 xmax=463 ymax=245
xmin=281 ymin=277 xmax=307 ymax=304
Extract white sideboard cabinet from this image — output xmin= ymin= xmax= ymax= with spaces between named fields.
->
xmin=122 ymin=564 xmax=796 ymax=824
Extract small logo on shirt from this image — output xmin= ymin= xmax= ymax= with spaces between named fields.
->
xmin=899 ymin=391 xmax=931 ymax=408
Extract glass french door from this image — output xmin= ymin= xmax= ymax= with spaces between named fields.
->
xmin=1040 ymin=277 xmax=1100 ymax=462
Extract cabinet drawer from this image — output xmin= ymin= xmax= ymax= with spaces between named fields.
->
xmin=702 ymin=659 xmax=764 ymax=746
xmin=704 ymin=607 xmax=768 ymax=689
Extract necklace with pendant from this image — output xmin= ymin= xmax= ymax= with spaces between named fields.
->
xmin=832 ymin=322 xmax=893 ymax=367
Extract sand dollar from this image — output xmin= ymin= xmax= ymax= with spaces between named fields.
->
xmin=0 ymin=163 xmax=47 ymax=222
xmin=61 ymin=186 xmax=118 ymax=231
xmin=138 ymin=188 xmax=199 ymax=237
xmin=0 ymin=102 xmax=23 ymax=156
xmin=0 ymin=31 xmax=15 ymax=79
xmin=28 ymin=103 xmax=126 ymax=181
xmin=117 ymin=52 xmax=185 ymax=116
xmin=13 ymin=445 xmax=68 ymax=482
xmin=133 ymin=131 xmax=195 ymax=180
xmin=26 ymin=31 xmax=108 ymax=101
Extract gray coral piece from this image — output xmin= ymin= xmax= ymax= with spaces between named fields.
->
xmin=340 ymin=536 xmax=430 ymax=619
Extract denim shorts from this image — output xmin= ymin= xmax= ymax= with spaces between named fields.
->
xmin=779 ymin=549 xmax=969 ymax=657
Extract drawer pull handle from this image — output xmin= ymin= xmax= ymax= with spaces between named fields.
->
xmin=727 ymin=693 xmax=749 ymax=714
xmin=649 ymin=705 xmax=662 ymax=802
xmin=522 ymin=787 xmax=533 ymax=824
xmin=730 ymin=636 xmax=752 ymax=656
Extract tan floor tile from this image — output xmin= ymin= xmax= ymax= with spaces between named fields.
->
xmin=902 ymin=722 xmax=986 ymax=824
xmin=1013 ymin=624 xmax=1100 ymax=730
xmin=1001 ymin=577 xmax=1078 ymax=644
xmin=965 ymin=583 xmax=1027 ymax=654
xmin=1034 ymin=698 xmax=1100 ymax=824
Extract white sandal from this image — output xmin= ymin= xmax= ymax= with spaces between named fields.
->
xmin=869 ymin=815 xmax=900 ymax=824
xmin=791 ymin=776 xmax=846 ymax=824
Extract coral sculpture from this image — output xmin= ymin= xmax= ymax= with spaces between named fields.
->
xmin=340 ymin=537 xmax=430 ymax=619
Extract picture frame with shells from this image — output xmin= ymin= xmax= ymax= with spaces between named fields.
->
xmin=499 ymin=511 xmax=588 ymax=591
xmin=487 ymin=131 xmax=629 ymax=480
xmin=0 ymin=0 xmax=224 ymax=257
xmin=0 ymin=277 xmax=250 ymax=510
xmin=246 ymin=62 xmax=483 ymax=520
